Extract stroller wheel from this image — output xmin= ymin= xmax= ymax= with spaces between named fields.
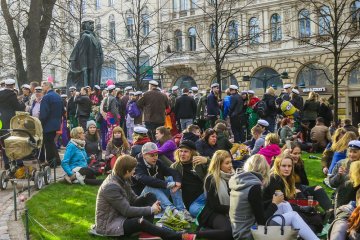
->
xmin=0 ymin=170 xmax=8 ymax=190
xmin=34 ymin=171 xmax=44 ymax=190
xmin=43 ymin=166 xmax=51 ymax=185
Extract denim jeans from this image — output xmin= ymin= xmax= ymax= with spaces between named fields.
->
xmin=189 ymin=193 xmax=206 ymax=217
xmin=141 ymin=177 xmax=185 ymax=211
xmin=180 ymin=118 xmax=193 ymax=131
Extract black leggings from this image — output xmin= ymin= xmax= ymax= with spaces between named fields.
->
xmin=78 ymin=167 xmax=103 ymax=185
xmin=301 ymin=185 xmax=332 ymax=210
xmin=123 ymin=193 xmax=184 ymax=240
xmin=199 ymin=213 xmax=233 ymax=240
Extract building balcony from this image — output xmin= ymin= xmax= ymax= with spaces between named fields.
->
xmin=161 ymin=51 xmax=199 ymax=67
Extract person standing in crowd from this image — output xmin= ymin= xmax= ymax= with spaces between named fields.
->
xmin=290 ymin=88 xmax=304 ymax=111
xmin=121 ymin=86 xmax=132 ymax=135
xmin=343 ymin=119 xmax=359 ymax=137
xmin=30 ymin=86 xmax=44 ymax=119
xmin=192 ymin=86 xmax=201 ymax=105
xmin=310 ymin=117 xmax=331 ymax=152
xmin=90 ymin=85 xmax=103 ymax=106
xmin=67 ymin=86 xmax=78 ymax=129
xmin=174 ymin=88 xmax=197 ymax=131
xmin=303 ymin=91 xmax=320 ymax=133
xmin=207 ymin=83 xmax=220 ymax=128
xmin=280 ymin=84 xmax=292 ymax=101
xmin=196 ymin=88 xmax=210 ymax=131
xmin=137 ymin=80 xmax=169 ymax=140
xmin=318 ymin=97 xmax=332 ymax=127
xmin=262 ymin=87 xmax=277 ymax=132
xmin=104 ymin=85 xmax=121 ymax=141
xmin=222 ymin=88 xmax=231 ymax=120
xmin=0 ymin=79 xmax=25 ymax=169
xmin=39 ymin=81 xmax=63 ymax=167
xmin=75 ymin=87 xmax=92 ymax=131
xmin=228 ymin=85 xmax=243 ymax=143
xmin=19 ymin=84 xmax=31 ymax=111
xmin=246 ymin=90 xmax=260 ymax=131
xmin=126 ymin=91 xmax=142 ymax=143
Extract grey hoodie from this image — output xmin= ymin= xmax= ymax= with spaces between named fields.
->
xmin=229 ymin=171 xmax=262 ymax=240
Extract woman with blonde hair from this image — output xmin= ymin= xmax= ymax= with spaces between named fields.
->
xmin=258 ymin=133 xmax=281 ymax=165
xmin=322 ymin=128 xmax=346 ymax=174
xmin=61 ymin=127 xmax=103 ymax=185
xmin=105 ymin=126 xmax=130 ymax=169
xmin=329 ymin=131 xmax=357 ymax=173
xmin=198 ymin=150 xmax=234 ymax=240
xmin=230 ymin=154 xmax=319 ymax=240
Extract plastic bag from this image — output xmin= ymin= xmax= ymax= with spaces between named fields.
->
xmin=156 ymin=207 xmax=190 ymax=231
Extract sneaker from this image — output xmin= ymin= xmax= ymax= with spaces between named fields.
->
xmin=75 ymin=172 xmax=85 ymax=185
xmin=182 ymin=233 xmax=196 ymax=240
xmin=183 ymin=210 xmax=194 ymax=222
xmin=64 ymin=175 xmax=72 ymax=184
xmin=138 ymin=232 xmax=161 ymax=240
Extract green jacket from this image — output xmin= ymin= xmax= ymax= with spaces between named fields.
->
xmin=196 ymin=94 xmax=208 ymax=119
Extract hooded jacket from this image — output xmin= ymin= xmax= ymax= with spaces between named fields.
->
xmin=0 ymin=88 xmax=25 ymax=129
xmin=258 ymin=144 xmax=281 ymax=165
xmin=229 ymin=171 xmax=277 ymax=240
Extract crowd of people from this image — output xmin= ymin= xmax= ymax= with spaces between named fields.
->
xmin=1 ymin=77 xmax=360 ymax=240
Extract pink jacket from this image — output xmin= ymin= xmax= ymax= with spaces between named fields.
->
xmin=258 ymin=144 xmax=281 ymax=165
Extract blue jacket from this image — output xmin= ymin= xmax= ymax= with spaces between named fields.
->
xmin=223 ymin=95 xmax=231 ymax=119
xmin=61 ymin=141 xmax=90 ymax=176
xmin=39 ymin=90 xmax=63 ymax=133
xmin=329 ymin=150 xmax=347 ymax=174
xmin=206 ymin=91 xmax=220 ymax=116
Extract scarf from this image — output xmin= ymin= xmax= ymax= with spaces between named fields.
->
xmin=71 ymin=139 xmax=85 ymax=149
xmin=218 ymin=170 xmax=234 ymax=206
xmin=133 ymin=136 xmax=151 ymax=145
xmin=112 ymin=138 xmax=123 ymax=148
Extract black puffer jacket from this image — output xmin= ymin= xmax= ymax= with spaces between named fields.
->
xmin=262 ymin=93 xmax=277 ymax=117
xmin=75 ymin=95 xmax=92 ymax=118
xmin=0 ymin=89 xmax=25 ymax=129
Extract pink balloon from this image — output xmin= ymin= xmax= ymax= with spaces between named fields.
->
xmin=106 ymin=79 xmax=114 ymax=86
xmin=47 ymin=76 xmax=54 ymax=83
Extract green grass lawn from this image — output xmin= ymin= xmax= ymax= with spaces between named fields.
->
xmin=25 ymin=152 xmax=330 ymax=240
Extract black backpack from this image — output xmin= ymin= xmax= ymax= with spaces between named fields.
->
xmin=253 ymin=100 xmax=268 ymax=118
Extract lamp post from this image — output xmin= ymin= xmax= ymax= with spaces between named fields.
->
xmin=242 ymin=71 xmax=289 ymax=93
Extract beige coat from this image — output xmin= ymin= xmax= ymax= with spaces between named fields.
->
xmin=95 ymin=174 xmax=152 ymax=236
xmin=310 ymin=124 xmax=331 ymax=148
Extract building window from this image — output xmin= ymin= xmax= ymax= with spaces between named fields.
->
xmin=188 ymin=27 xmax=196 ymax=51
xmin=296 ymin=63 xmax=331 ymax=86
xmin=249 ymin=17 xmax=260 ymax=44
xmin=49 ymin=29 xmax=56 ymax=51
xmin=69 ymin=0 xmax=74 ymax=15
xmin=173 ymin=0 xmax=178 ymax=11
xmin=351 ymin=1 xmax=360 ymax=29
xmin=50 ymin=68 xmax=56 ymax=83
xmin=210 ymin=24 xmax=215 ymax=49
xmin=95 ymin=0 xmax=100 ymax=10
xmin=228 ymin=20 xmax=239 ymax=47
xmin=191 ymin=0 xmax=197 ymax=9
xmin=180 ymin=0 xmax=187 ymax=11
xmin=349 ymin=65 xmax=360 ymax=84
xmin=250 ymin=67 xmax=283 ymax=90
xmin=142 ymin=14 xmax=149 ymax=36
xmin=175 ymin=30 xmax=182 ymax=51
xmin=319 ymin=5 xmax=331 ymax=35
xmin=127 ymin=56 xmax=151 ymax=80
xmin=108 ymin=0 xmax=114 ymax=6
xmin=82 ymin=0 xmax=86 ymax=13
xmin=109 ymin=14 xmax=116 ymax=42
xmin=126 ymin=16 xmax=134 ymax=38
xmin=95 ymin=18 xmax=101 ymax=37
xmin=174 ymin=76 xmax=197 ymax=89
xmin=101 ymin=62 xmax=117 ymax=83
xmin=299 ymin=9 xmax=311 ymax=38
xmin=211 ymin=70 xmax=238 ymax=90
xmin=271 ymin=13 xmax=282 ymax=41
xmin=68 ymin=22 xmax=75 ymax=47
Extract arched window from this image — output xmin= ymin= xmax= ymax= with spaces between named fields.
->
xmin=351 ymin=1 xmax=360 ymax=30
xmin=108 ymin=0 xmax=114 ymax=6
xmin=95 ymin=18 xmax=101 ymax=37
xmin=95 ymin=0 xmax=100 ymax=10
xmin=109 ymin=14 xmax=116 ymax=42
xmin=174 ymin=76 xmax=197 ymax=89
xmin=210 ymin=24 xmax=215 ymax=49
xmin=271 ymin=13 xmax=282 ymax=41
xmin=228 ymin=20 xmax=239 ymax=47
xmin=173 ymin=0 xmax=178 ymax=11
xmin=299 ymin=9 xmax=311 ymax=38
xmin=142 ymin=14 xmax=150 ymax=36
xmin=349 ymin=66 xmax=360 ymax=85
xmin=180 ymin=0 xmax=187 ymax=11
xmin=250 ymin=67 xmax=283 ymax=91
xmin=211 ymin=71 xmax=238 ymax=90
xmin=319 ymin=5 xmax=331 ymax=35
xmin=175 ymin=30 xmax=182 ymax=51
xmin=126 ymin=15 xmax=134 ymax=38
xmin=296 ymin=63 xmax=331 ymax=87
xmin=82 ymin=0 xmax=86 ymax=13
xmin=188 ymin=27 xmax=196 ymax=51
xmin=101 ymin=62 xmax=117 ymax=83
xmin=249 ymin=17 xmax=260 ymax=44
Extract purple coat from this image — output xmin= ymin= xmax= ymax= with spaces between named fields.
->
xmin=156 ymin=140 xmax=177 ymax=162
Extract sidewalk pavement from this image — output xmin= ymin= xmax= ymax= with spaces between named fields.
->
xmin=0 ymin=150 xmax=65 ymax=240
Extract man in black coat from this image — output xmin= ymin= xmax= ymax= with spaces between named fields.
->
xmin=132 ymin=142 xmax=189 ymax=214
xmin=262 ymin=87 xmax=277 ymax=133
xmin=0 ymin=79 xmax=25 ymax=169
xmin=228 ymin=85 xmax=244 ymax=143
xmin=74 ymin=87 xmax=92 ymax=131
xmin=174 ymin=88 xmax=197 ymax=131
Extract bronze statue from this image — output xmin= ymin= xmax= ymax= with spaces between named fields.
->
xmin=66 ymin=20 xmax=104 ymax=90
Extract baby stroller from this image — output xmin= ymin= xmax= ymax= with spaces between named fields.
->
xmin=0 ymin=111 xmax=51 ymax=190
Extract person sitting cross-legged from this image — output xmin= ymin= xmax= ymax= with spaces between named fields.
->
xmin=93 ymin=155 xmax=196 ymax=240
xmin=132 ymin=142 xmax=192 ymax=220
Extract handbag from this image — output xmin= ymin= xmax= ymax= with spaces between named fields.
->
xmin=251 ymin=214 xmax=299 ymax=240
